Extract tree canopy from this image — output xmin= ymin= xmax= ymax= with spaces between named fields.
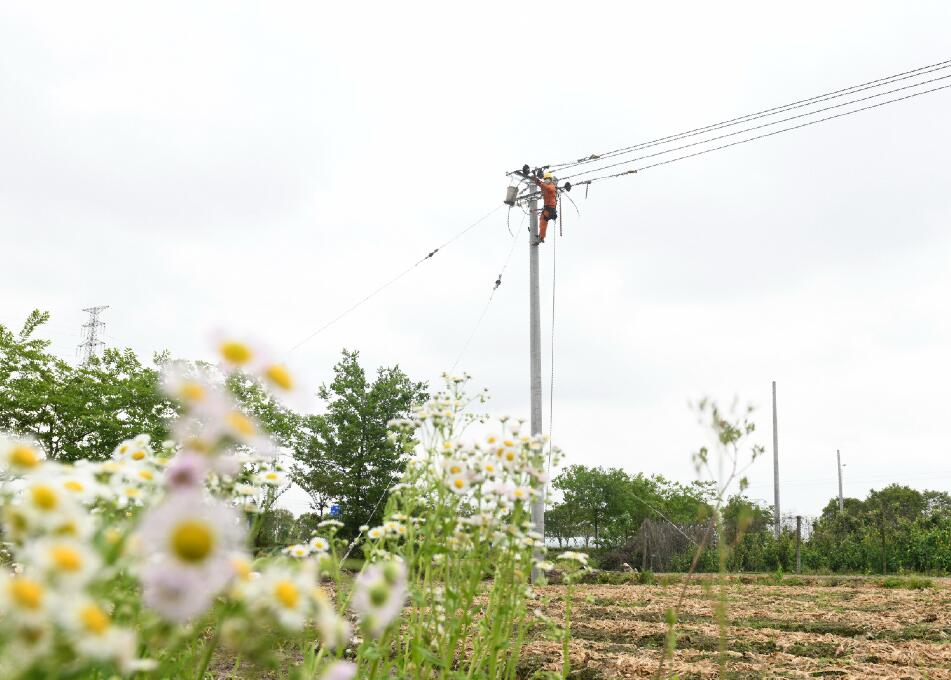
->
xmin=291 ymin=349 xmax=427 ymax=537
xmin=0 ymin=310 xmax=176 ymax=462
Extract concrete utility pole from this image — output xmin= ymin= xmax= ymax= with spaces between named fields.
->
xmin=837 ymin=449 xmax=844 ymax=512
xmin=528 ymin=191 xmax=545 ymax=580
xmin=772 ymin=381 xmax=780 ymax=539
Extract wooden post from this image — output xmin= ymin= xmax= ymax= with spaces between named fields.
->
xmin=642 ymin=524 xmax=648 ymax=572
xmin=795 ymin=515 xmax=802 ymax=574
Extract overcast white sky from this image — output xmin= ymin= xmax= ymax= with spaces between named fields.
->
xmin=2 ymin=2 xmax=949 ymax=517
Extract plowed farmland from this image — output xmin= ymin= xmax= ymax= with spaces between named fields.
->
xmin=522 ymin=575 xmax=951 ymax=679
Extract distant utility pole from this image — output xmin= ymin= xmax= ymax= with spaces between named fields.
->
xmin=772 ymin=381 xmax=780 ymax=539
xmin=837 ymin=449 xmax=844 ymax=512
xmin=78 ymin=306 xmax=109 ymax=364
xmin=528 ymin=190 xmax=545 ymax=581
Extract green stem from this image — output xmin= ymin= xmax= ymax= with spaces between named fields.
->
xmin=193 ymin=623 xmax=220 ymax=680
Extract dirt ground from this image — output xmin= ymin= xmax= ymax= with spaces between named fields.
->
xmin=522 ymin=575 xmax=951 ymax=679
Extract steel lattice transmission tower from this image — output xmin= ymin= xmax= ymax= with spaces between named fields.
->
xmin=78 ymin=306 xmax=109 ymax=364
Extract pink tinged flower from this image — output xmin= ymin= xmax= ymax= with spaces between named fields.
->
xmin=141 ymin=563 xmax=216 ymax=622
xmin=321 ymin=661 xmax=357 ymax=680
xmin=136 ymin=492 xmax=247 ymax=620
xmin=164 ymin=452 xmax=208 ymax=491
xmin=350 ymin=561 xmax=407 ymax=638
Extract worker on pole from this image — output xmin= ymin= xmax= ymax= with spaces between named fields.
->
xmin=533 ymin=171 xmax=558 ymax=244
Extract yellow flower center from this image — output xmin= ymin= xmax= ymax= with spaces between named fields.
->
xmin=505 ymin=451 xmax=515 ymax=462
xmin=10 ymin=445 xmax=40 ymax=469
xmin=275 ymin=580 xmax=299 ymax=609
xmin=220 ymin=341 xmax=252 ymax=365
xmin=449 ymin=465 xmax=462 ymax=474
xmin=131 ymin=450 xmax=146 ymax=461
xmin=10 ymin=579 xmax=43 ymax=609
xmin=453 ymin=478 xmax=465 ymax=489
xmin=50 ymin=545 xmax=82 ymax=572
xmin=231 ymin=558 xmax=252 ymax=581
xmin=138 ymin=469 xmax=154 ymax=481
xmin=181 ymin=381 xmax=206 ymax=402
xmin=227 ymin=412 xmax=256 ymax=437
xmin=31 ymin=485 xmax=58 ymax=511
xmin=266 ymin=472 xmax=278 ymax=480
xmin=170 ymin=520 xmax=215 ymax=563
xmin=119 ymin=444 xmax=129 ymax=454
xmin=63 ymin=480 xmax=85 ymax=492
xmin=265 ymin=364 xmax=293 ymax=390
xmin=80 ymin=604 xmax=109 ymax=635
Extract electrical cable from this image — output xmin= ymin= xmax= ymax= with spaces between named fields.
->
xmin=571 ymin=81 xmax=951 ymax=187
xmin=449 ymin=215 xmax=525 ymax=373
xmin=545 ymin=57 xmax=951 ymax=171
xmin=561 ymin=71 xmax=951 ymax=182
xmin=286 ymin=205 xmax=504 ymax=353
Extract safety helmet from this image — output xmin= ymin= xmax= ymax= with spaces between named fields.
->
xmin=543 ymin=171 xmax=554 ymax=180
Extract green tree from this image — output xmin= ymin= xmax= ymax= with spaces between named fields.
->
xmin=291 ymin=350 xmax=427 ymax=537
xmin=0 ymin=310 xmax=176 ymax=461
xmin=552 ymin=465 xmax=633 ymax=547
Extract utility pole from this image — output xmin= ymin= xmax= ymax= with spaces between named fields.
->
xmin=528 ymin=190 xmax=545 ymax=581
xmin=772 ymin=381 xmax=780 ymax=540
xmin=78 ymin=306 xmax=109 ymax=364
xmin=837 ymin=449 xmax=844 ymax=511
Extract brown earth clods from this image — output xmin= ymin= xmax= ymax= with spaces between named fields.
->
xmin=521 ymin=576 xmax=951 ymax=679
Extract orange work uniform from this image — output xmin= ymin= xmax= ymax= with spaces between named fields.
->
xmin=534 ymin=178 xmax=558 ymax=242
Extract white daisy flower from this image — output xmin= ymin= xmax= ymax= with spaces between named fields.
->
xmin=309 ymin=536 xmax=330 ymax=553
xmin=256 ymin=468 xmax=286 ymax=487
xmin=161 ymin=364 xmax=219 ymax=410
xmin=136 ymin=492 xmax=246 ymax=619
xmin=0 ymin=572 xmax=49 ymax=621
xmin=557 ymin=551 xmax=590 ymax=566
xmin=60 ymin=598 xmax=137 ymax=663
xmin=0 ymin=436 xmax=45 ymax=477
xmin=284 ymin=544 xmax=311 ymax=559
xmin=246 ymin=565 xmax=315 ymax=630
xmin=508 ymin=486 xmax=533 ymax=503
xmin=320 ymin=660 xmax=357 ymax=680
xmin=446 ymin=475 xmax=469 ymax=495
xmin=350 ymin=561 xmax=407 ymax=638
xmin=25 ymin=538 xmax=100 ymax=588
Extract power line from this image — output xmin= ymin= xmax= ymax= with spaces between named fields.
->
xmin=449 ymin=212 xmax=525 ymax=372
xmin=571 ymin=81 xmax=951 ymax=187
xmin=286 ymin=205 xmax=504 ymax=353
xmin=545 ymin=57 xmax=951 ymax=171
xmin=562 ymin=71 xmax=951 ymax=182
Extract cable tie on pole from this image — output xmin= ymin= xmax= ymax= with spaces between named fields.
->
xmin=425 ymin=248 xmax=439 ymax=259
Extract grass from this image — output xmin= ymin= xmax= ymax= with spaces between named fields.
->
xmin=879 ymin=575 xmax=934 ymax=589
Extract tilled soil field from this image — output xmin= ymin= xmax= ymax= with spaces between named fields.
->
xmin=522 ymin=575 xmax=951 ymax=679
